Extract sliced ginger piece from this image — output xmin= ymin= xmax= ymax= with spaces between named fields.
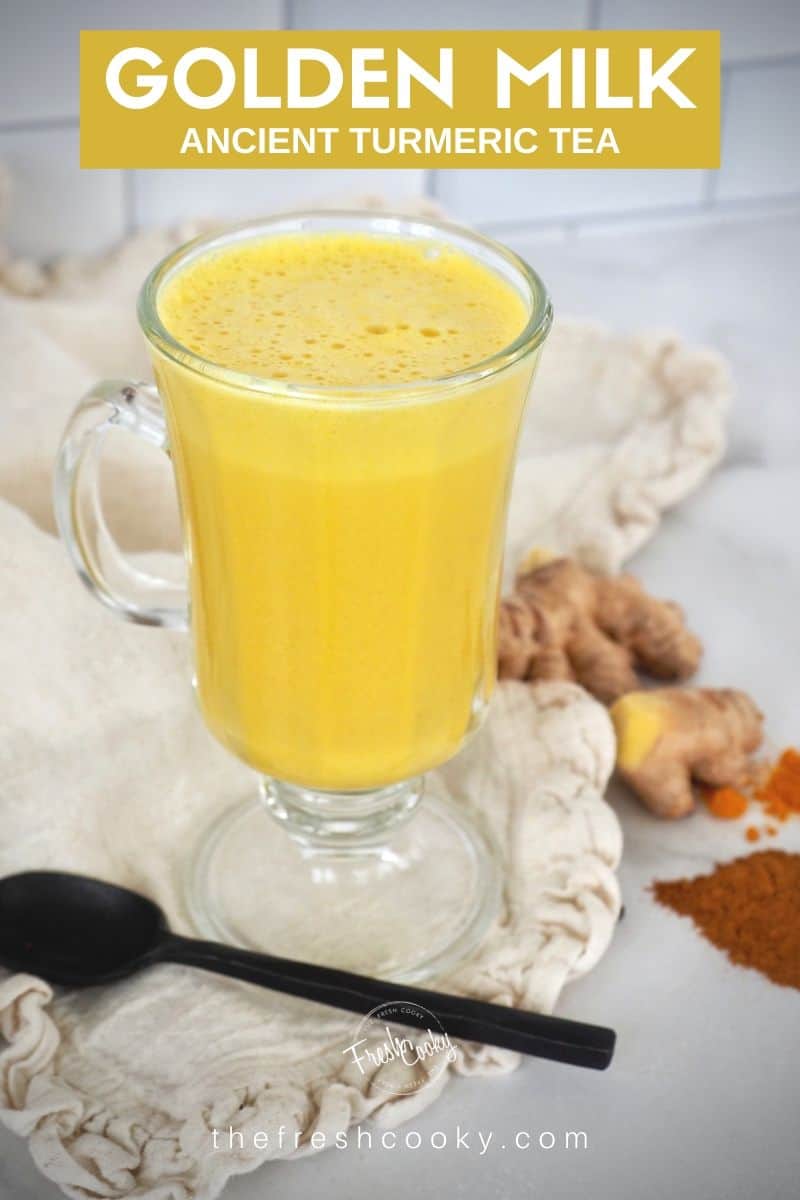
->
xmin=610 ymin=687 xmax=764 ymax=818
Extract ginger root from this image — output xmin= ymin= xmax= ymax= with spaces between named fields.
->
xmin=498 ymin=556 xmax=702 ymax=703
xmin=610 ymin=688 xmax=764 ymax=818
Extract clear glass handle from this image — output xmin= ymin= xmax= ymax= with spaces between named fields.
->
xmin=53 ymin=380 xmax=188 ymax=629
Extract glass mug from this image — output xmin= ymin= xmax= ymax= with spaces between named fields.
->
xmin=54 ymin=212 xmax=552 ymax=981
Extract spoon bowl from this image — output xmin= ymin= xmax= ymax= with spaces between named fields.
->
xmin=0 ymin=871 xmax=166 ymax=985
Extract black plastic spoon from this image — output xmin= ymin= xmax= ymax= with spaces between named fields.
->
xmin=0 ymin=871 xmax=615 ymax=1070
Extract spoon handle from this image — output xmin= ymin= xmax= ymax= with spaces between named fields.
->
xmin=163 ymin=934 xmax=615 ymax=1070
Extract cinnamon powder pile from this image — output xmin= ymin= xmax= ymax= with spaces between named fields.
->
xmin=652 ymin=850 xmax=800 ymax=991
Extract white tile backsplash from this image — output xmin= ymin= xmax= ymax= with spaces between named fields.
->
xmin=0 ymin=0 xmax=796 ymax=259
xmin=131 ymin=169 xmax=428 ymax=229
xmin=599 ymin=0 xmax=800 ymax=63
xmin=291 ymin=0 xmax=591 ymax=30
xmin=0 ymin=0 xmax=283 ymax=124
xmin=436 ymin=168 xmax=707 ymax=226
xmin=716 ymin=61 xmax=800 ymax=200
xmin=0 ymin=127 xmax=125 ymax=257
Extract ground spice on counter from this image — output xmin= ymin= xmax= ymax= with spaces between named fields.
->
xmin=756 ymin=748 xmax=800 ymax=821
xmin=703 ymin=746 xmax=800 ymax=842
xmin=704 ymin=785 xmax=749 ymax=820
xmin=652 ymin=850 xmax=800 ymax=991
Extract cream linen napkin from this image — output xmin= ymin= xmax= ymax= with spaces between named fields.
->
xmin=0 ymin=201 xmax=732 ymax=1200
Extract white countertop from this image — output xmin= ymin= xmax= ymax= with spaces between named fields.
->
xmin=2 ymin=208 xmax=798 ymax=1200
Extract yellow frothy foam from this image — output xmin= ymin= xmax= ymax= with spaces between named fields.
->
xmin=157 ymin=231 xmax=528 ymax=388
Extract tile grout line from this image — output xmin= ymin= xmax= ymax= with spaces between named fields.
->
xmin=0 ymin=115 xmax=79 ymax=135
xmin=704 ymin=62 xmax=730 ymax=208
xmin=476 ymin=191 xmax=800 ymax=236
xmin=722 ymin=51 xmax=800 ymax=72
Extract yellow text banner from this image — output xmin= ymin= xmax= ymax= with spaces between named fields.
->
xmin=80 ymin=29 xmax=720 ymax=169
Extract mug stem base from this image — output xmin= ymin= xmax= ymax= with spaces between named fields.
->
xmin=186 ymin=779 xmax=500 ymax=983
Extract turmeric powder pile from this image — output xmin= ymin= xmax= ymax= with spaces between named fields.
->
xmin=757 ymin=748 xmax=800 ymax=820
xmin=653 ymin=850 xmax=800 ymax=991
xmin=705 ymin=786 xmax=748 ymax=820
xmin=703 ymin=747 xmax=800 ymax=841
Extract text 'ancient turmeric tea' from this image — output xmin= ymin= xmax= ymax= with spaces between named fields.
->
xmin=652 ymin=850 xmax=800 ymax=991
